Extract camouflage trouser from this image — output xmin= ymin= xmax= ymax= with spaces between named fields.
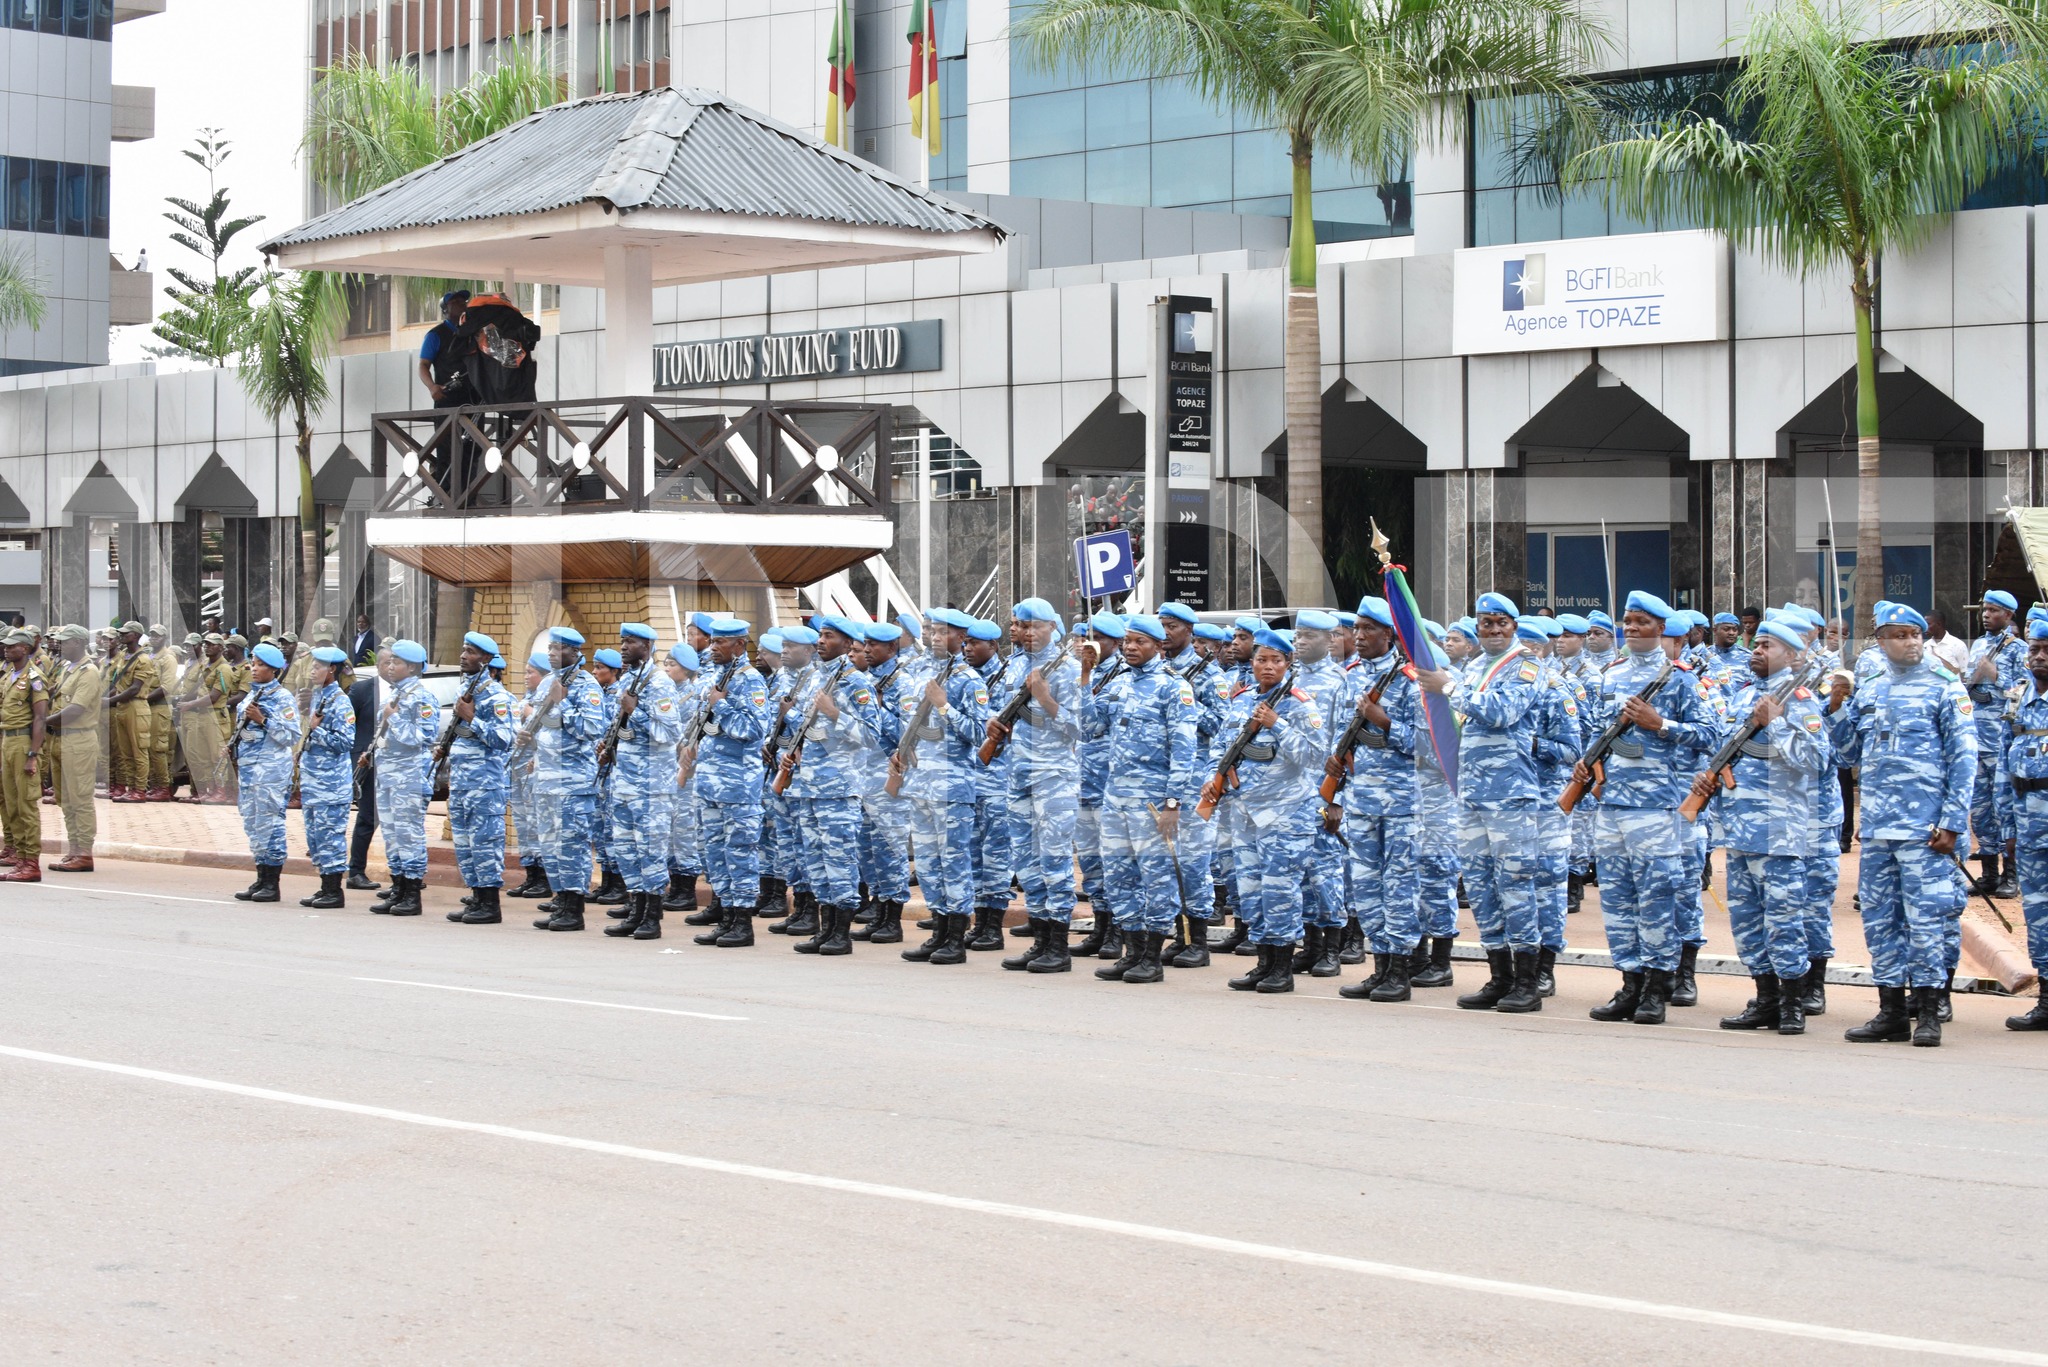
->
xmin=1007 ymin=774 xmax=1078 ymax=923
xmin=1415 ymin=779 xmax=1461 ymax=939
xmin=1536 ymin=805 xmax=1572 ymax=952
xmin=1075 ymin=803 xmax=1106 ymax=903
xmin=1100 ymin=796 xmax=1180 ymax=935
xmin=909 ymin=796 xmax=975 ymax=921
xmin=797 ymin=795 xmax=862 ymax=909
xmin=1226 ymin=804 xmax=1314 ymax=946
xmin=668 ymin=781 xmax=702 ymax=877
xmin=2016 ymin=804 xmax=2048 ymax=972
xmin=1343 ymin=809 xmax=1418 ymax=956
xmin=1725 ymin=850 xmax=1810 ymax=982
xmin=237 ymin=757 xmax=291 ymax=867
xmin=1675 ymin=818 xmax=1709 ymax=948
xmin=510 ymin=761 xmax=542 ymax=867
xmin=860 ymin=792 xmax=910 ymax=903
xmin=1461 ymin=806 xmax=1542 ymax=953
xmin=1971 ymin=737 xmax=2007 ymax=854
xmin=1804 ymin=835 xmax=1840 ymax=959
xmin=701 ymin=797 xmax=762 ymax=906
xmin=769 ymin=792 xmax=808 ymax=892
xmin=451 ymin=781 xmax=509 ymax=888
xmin=969 ymin=792 xmax=1011 ymax=909
xmin=1858 ymin=836 xmax=1964 ymax=988
xmin=1302 ymin=829 xmax=1348 ymax=929
xmin=1592 ymin=807 xmax=1684 ymax=973
xmin=377 ymin=760 xmax=430 ymax=880
xmin=537 ymin=791 xmax=596 ymax=892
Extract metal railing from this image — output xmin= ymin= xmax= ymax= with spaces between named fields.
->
xmin=366 ymin=396 xmax=893 ymax=519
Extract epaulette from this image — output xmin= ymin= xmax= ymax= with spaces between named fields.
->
xmin=1930 ymin=663 xmax=1960 ymax=682
xmin=1792 ymin=686 xmax=1813 ymax=700
xmin=1674 ymin=659 xmax=1695 ymax=673
xmin=1289 ymin=687 xmax=1313 ymax=703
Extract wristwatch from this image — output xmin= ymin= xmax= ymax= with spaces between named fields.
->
xmin=1162 ymin=798 xmax=1180 ymax=811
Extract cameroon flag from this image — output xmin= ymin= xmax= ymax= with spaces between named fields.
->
xmin=825 ymin=0 xmax=856 ymax=150
xmin=907 ymin=0 xmax=940 ymax=157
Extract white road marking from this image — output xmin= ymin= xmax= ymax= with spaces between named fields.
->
xmin=12 ymin=882 xmax=239 ymax=907
xmin=1 ymin=1043 xmax=2040 ymax=1364
xmin=353 ymin=977 xmax=748 ymax=1022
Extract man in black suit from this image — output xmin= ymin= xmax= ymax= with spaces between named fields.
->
xmin=352 ymin=613 xmax=379 ymax=669
xmin=346 ymin=646 xmax=388 ymax=890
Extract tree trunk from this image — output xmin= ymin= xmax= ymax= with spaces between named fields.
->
xmin=1283 ymin=131 xmax=1324 ymax=608
xmin=296 ymin=421 xmax=320 ymax=631
xmin=1851 ymin=272 xmax=1882 ymax=650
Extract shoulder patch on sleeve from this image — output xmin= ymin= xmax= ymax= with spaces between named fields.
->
xmin=851 ymin=686 xmax=875 ymax=706
xmin=492 ymin=699 xmax=510 ymax=719
xmin=1958 ymin=697 xmax=1975 ymax=717
xmin=1803 ymin=712 xmax=1824 ymax=733
xmin=1518 ymin=662 xmax=1540 ymax=682
xmin=1175 ymin=681 xmax=1195 ymax=705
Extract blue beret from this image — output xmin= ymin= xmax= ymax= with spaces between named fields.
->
xmin=619 ymin=622 xmax=657 ymax=641
xmin=1474 ymin=592 xmax=1518 ymax=618
xmin=928 ymin=607 xmax=974 ymax=630
xmin=968 ymin=619 xmax=1003 ymax=641
xmin=489 ymin=655 xmax=505 ymax=670
xmin=1050 ymin=622 xmax=1065 ymax=641
xmin=1356 ymin=596 xmax=1394 ymax=629
xmin=1985 ymin=590 xmax=2020 ymax=612
xmin=1157 ymin=602 xmax=1200 ymax=626
xmin=1295 ymin=610 xmax=1338 ymax=632
xmin=1688 ymin=610 xmax=1712 ymax=629
xmin=1009 ymin=597 xmax=1057 ymax=623
xmin=1754 ymin=620 xmax=1807 ymax=651
xmin=1193 ymin=623 xmax=1230 ymax=642
xmin=251 ymin=643 xmax=288 ymax=670
xmin=1448 ymin=618 xmax=1479 ymax=642
xmin=311 ymin=645 xmax=348 ymax=664
xmin=709 ymin=618 xmax=751 ymax=638
xmin=549 ymin=626 xmax=585 ymax=648
xmin=1515 ymin=616 xmax=1549 ymax=642
xmin=2029 ymin=619 xmax=2048 ymax=641
xmin=1126 ymin=614 xmax=1166 ymax=641
xmin=391 ymin=638 xmax=429 ymax=664
xmin=593 ymin=648 xmax=623 ymax=669
xmin=1250 ymin=628 xmax=1293 ymax=654
xmin=1874 ymin=602 xmax=1928 ymax=633
xmin=1540 ymin=616 xmax=1564 ymax=637
xmin=819 ymin=615 xmax=865 ymax=641
xmin=865 ymin=622 xmax=905 ymax=643
xmin=1587 ymin=610 xmax=1614 ymax=631
xmin=1712 ymin=612 xmax=1739 ymax=626
xmin=760 ymin=633 xmax=785 ymax=652
xmin=896 ymin=613 xmax=923 ymax=638
xmin=1087 ymin=610 xmax=1127 ymax=639
xmin=1420 ymin=618 xmax=1446 ymax=642
xmin=463 ymin=631 xmax=500 ymax=655
xmin=1333 ymin=611 xmax=1359 ymax=627
xmin=1556 ymin=613 xmax=1590 ymax=635
xmin=780 ymin=625 xmax=819 ymax=646
xmin=689 ymin=612 xmax=716 ymax=631
xmin=1662 ymin=617 xmax=1690 ymax=638
xmin=1624 ymin=590 xmax=1674 ymax=620
xmin=669 ymin=643 xmax=700 ymax=670
xmin=527 ymin=651 xmax=550 ymax=671
xmin=1228 ymin=617 xmax=1258 ymax=635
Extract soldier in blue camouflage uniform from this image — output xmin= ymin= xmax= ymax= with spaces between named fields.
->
xmin=1091 ymin=615 xmax=1199 ymax=985
xmin=594 ymin=624 xmax=683 ymax=940
xmin=585 ymin=648 xmax=629 ymax=905
xmin=1289 ymin=610 xmax=1350 ymax=978
xmin=1524 ymin=616 xmax=1585 ymax=996
xmin=897 ymin=608 xmax=991 ymax=965
xmin=752 ymin=631 xmax=788 ymax=920
xmin=1573 ymin=592 xmax=1722 ymax=1024
xmin=2002 ymin=619 xmax=2048 ymax=1031
xmin=1212 ymin=629 xmax=1323 ymax=995
xmin=1828 ymin=601 xmax=1976 ymax=1046
xmin=1407 ymin=619 xmax=1463 ymax=987
xmin=764 ymin=627 xmax=819 ymax=936
xmin=1414 ymin=593 xmax=1549 ymax=1012
xmin=527 ymin=627 xmax=608 ymax=933
xmin=1331 ymin=598 xmax=1426 ymax=1001
xmin=1160 ymin=607 xmax=1228 ymax=966
xmin=1070 ymin=612 xmax=1129 ymax=959
xmin=506 ymin=652 xmax=552 ymax=901
xmin=678 ymin=618 xmax=769 ymax=949
xmin=1700 ymin=619 xmax=1831 ymax=1035
xmin=1553 ymin=614 xmax=1599 ymax=910
xmin=1964 ymin=590 xmax=2026 ymax=898
xmin=993 ymin=599 xmax=1086 ymax=974
xmin=962 ymin=618 xmax=1014 ymax=950
xmin=782 ymin=618 xmax=882 ymax=957
xmin=1669 ymin=611 xmax=1727 ymax=1007
xmin=369 ymin=639 xmax=438 ymax=917
xmin=850 ymin=621 xmax=913 ymax=944
xmin=1709 ymin=612 xmax=1753 ymax=677
xmin=294 ymin=646 xmax=357 ymax=909
xmin=441 ymin=632 xmax=517 ymax=924
xmin=1584 ymin=610 xmax=1618 ymax=671
xmin=664 ymin=644 xmax=711 ymax=918
xmin=230 ymin=643 xmax=302 ymax=904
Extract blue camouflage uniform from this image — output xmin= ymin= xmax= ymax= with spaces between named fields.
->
xmin=1000 ymin=631 xmax=1084 ymax=924
xmin=1443 ymin=636 xmax=1546 ymax=954
xmin=1095 ymin=644 xmax=1199 ymax=936
xmin=1829 ymin=634 xmax=1976 ymax=989
xmin=1294 ymin=647 xmax=1349 ymax=931
xmin=1075 ymin=642 xmax=1127 ymax=916
xmin=235 ymin=676 xmax=302 ymax=867
xmin=1719 ymin=661 xmax=1831 ymax=984
xmin=785 ymin=651 xmax=881 ymax=913
xmin=510 ymin=673 xmax=545 ymax=874
xmin=1529 ymin=643 xmax=1585 ymax=953
xmin=969 ymin=642 xmax=1015 ymax=912
xmin=607 ymin=654 xmax=684 ymax=895
xmin=531 ymin=657 xmax=607 ymax=895
xmin=1965 ymin=621 xmax=2026 ymax=854
xmin=694 ymin=648 xmax=771 ymax=908
xmin=1167 ymin=640 xmax=1228 ymax=914
xmin=297 ymin=677 xmax=355 ymax=874
xmin=2004 ymin=666 xmax=2048 ymax=980
xmin=1336 ymin=647 xmax=1422 ymax=956
xmin=668 ymin=663 xmax=707 ymax=886
xmin=376 ymin=669 xmax=439 ymax=882
xmin=897 ymin=652 xmax=990 ymax=925
xmin=762 ymin=655 xmax=806 ymax=894
xmin=859 ymin=643 xmax=914 ymax=909
xmin=447 ymin=668 xmax=516 ymax=889
xmin=1215 ymin=666 xmax=1325 ymax=946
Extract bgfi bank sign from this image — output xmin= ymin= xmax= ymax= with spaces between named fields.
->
xmin=1451 ymin=230 xmax=1728 ymax=356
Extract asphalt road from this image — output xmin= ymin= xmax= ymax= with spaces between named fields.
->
xmin=3 ymin=863 xmax=2047 ymax=1366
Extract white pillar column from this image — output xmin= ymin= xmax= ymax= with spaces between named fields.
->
xmin=600 ymin=244 xmax=652 ymax=398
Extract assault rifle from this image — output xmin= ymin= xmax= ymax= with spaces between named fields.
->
xmin=597 ymin=658 xmax=658 ymax=781
xmin=430 ymin=669 xmax=487 ymax=788
xmin=771 ymin=657 xmax=852 ymax=795
xmin=1679 ymin=658 xmax=1824 ymax=821
xmin=1558 ymin=653 xmax=1678 ymax=813
xmin=1319 ymin=649 xmax=1405 ymax=804
xmin=976 ymin=637 xmax=1080 ymax=766
xmin=1196 ymin=668 xmax=1298 ymax=820
xmin=885 ymin=656 xmax=965 ymax=797
xmin=677 ymin=656 xmax=744 ymax=785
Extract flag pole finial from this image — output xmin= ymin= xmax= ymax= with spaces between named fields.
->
xmin=1370 ymin=518 xmax=1391 ymax=571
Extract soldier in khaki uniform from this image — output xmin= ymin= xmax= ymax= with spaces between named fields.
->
xmin=105 ymin=621 xmax=158 ymax=802
xmin=280 ymin=631 xmax=313 ymax=702
xmin=175 ymin=634 xmax=231 ymax=802
xmin=147 ymin=624 xmax=178 ymax=799
xmin=0 ymin=627 xmax=49 ymax=881
xmin=46 ymin=625 xmax=102 ymax=872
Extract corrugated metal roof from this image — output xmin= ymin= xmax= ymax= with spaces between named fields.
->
xmin=264 ymin=87 xmax=1004 ymax=252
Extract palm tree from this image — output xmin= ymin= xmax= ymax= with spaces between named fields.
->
xmin=1566 ymin=0 xmax=2048 ymax=631
xmin=1016 ymin=0 xmax=1604 ymax=604
xmin=237 ymin=271 xmax=344 ymax=628
xmin=0 ymin=244 xmax=46 ymax=331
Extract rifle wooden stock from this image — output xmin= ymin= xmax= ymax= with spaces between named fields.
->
xmin=977 ymin=639 xmax=1077 ymax=766
xmin=1196 ymin=669 xmax=1296 ymax=821
xmin=1318 ymin=653 xmax=1403 ymax=806
xmin=1556 ymin=655 xmax=1677 ymax=813
xmin=1678 ymin=660 xmax=1822 ymax=823
xmin=1557 ymin=761 xmax=1602 ymax=814
xmin=773 ymin=657 xmax=851 ymax=795
xmin=1194 ymin=771 xmax=1231 ymax=821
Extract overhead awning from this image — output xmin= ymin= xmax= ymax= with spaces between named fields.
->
xmin=175 ymin=452 xmax=258 ymax=517
xmin=62 ymin=460 xmax=140 ymax=523
xmin=2002 ymin=507 xmax=2048 ymax=601
xmin=0 ymin=473 xmax=28 ymax=525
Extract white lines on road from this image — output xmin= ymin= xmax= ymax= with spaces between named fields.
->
xmin=353 ymin=978 xmax=748 ymax=1022
xmin=11 ymin=882 xmax=241 ymax=907
xmin=1 ymin=1043 xmax=2041 ymax=1365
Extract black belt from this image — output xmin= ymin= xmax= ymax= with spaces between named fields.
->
xmin=2014 ymin=775 xmax=2048 ymax=796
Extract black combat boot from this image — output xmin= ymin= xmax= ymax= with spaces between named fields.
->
xmin=1497 ymin=950 xmax=1543 ymax=1013
xmin=1536 ymin=947 xmax=1557 ymax=998
xmin=1339 ymin=953 xmax=1386 ymax=1000
xmin=857 ymin=899 xmax=903 ymax=945
xmin=1073 ymin=903 xmax=1112 ymax=956
xmin=1094 ymin=916 xmax=1125 ymax=961
xmin=755 ymin=877 xmax=788 ymax=918
xmin=1971 ymin=854 xmax=1999 ymax=895
xmin=369 ymin=873 xmax=401 ymax=912
xmin=1670 ymin=943 xmax=1700 ymax=1007
xmin=1229 ymin=944 xmax=1273 ymax=992
xmin=235 ymin=867 xmax=267 ymax=900
xmin=1632 ymin=969 xmax=1673 ymax=1024
xmin=1844 ymin=987 xmax=1912 ymax=1043
xmin=537 ymin=889 xmax=585 ymax=932
xmin=1095 ymin=924 xmax=1143 ymax=980
xmin=2007 ymin=983 xmax=2048 ymax=1030
xmin=508 ymin=863 xmax=548 ymax=898
xmin=1309 ymin=927 xmax=1342 ymax=978
xmin=695 ymin=900 xmax=739 ymax=945
xmin=1337 ymin=917 xmax=1367 ymax=965
xmin=1911 ymin=986 xmax=1944 ymax=1047
xmin=966 ymin=906 xmax=1006 ymax=951
xmin=1411 ymin=936 xmax=1455 ymax=989
xmin=770 ymin=889 xmax=814 ymax=936
xmin=1002 ymin=918 xmax=1049 ymax=970
xmin=1801 ymin=957 xmax=1829 ymax=1016
xmin=852 ymin=890 xmax=875 ymax=925
xmin=665 ymin=872 xmax=699 ymax=912
xmin=1368 ymin=951 xmax=1412 ymax=1003
xmin=606 ymin=893 xmax=633 ymax=919
xmin=1169 ymin=917 xmax=1212 ymax=968
xmin=1213 ymin=909 xmax=1250 ymax=956
xmin=384 ymin=874 xmax=421 ymax=915
xmin=817 ymin=901 xmax=853 ymax=956
xmin=903 ymin=911 xmax=948 ymax=961
xmin=683 ymin=895 xmax=723 ymax=928
xmin=1026 ymin=921 xmax=1072 ymax=974
xmin=1719 ymin=976 xmax=1780 ymax=1030
xmin=1995 ymin=853 xmax=2020 ymax=901
xmin=592 ymin=868 xmax=627 ymax=905
xmin=460 ymin=887 xmax=503 ymax=924
xmin=1456 ymin=949 xmax=1513 ymax=1011
xmin=793 ymin=901 xmax=832 ymax=954
xmin=635 ymin=896 xmax=665 ymax=941
xmin=1290 ymin=928 xmax=1320 ymax=975
xmin=448 ymin=888 xmax=478 ymax=922
xmin=1566 ymin=871 xmax=1585 ymax=912
xmin=1121 ymin=931 xmax=1166 ymax=985
xmin=301 ymin=871 xmax=344 ymax=909
xmin=607 ymin=892 xmax=648 ymax=937
xmin=929 ymin=913 xmax=970 ymax=965
xmin=712 ymin=898 xmax=750 ymax=946
xmin=1589 ymin=972 xmax=1645 ymax=1022
xmin=1255 ymin=943 xmax=1294 ymax=994
xmin=1938 ymin=971 xmax=1955 ymax=1023
xmin=1159 ymin=918 xmax=1187 ymax=967
xmin=1776 ymin=977 xmax=1805 ymax=1035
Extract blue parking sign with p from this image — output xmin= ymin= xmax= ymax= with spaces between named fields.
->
xmin=1075 ymin=529 xmax=1135 ymax=600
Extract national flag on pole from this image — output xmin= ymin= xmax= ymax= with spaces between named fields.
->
xmin=907 ymin=0 xmax=941 ymax=157
xmin=825 ymin=0 xmax=856 ymax=150
xmin=1382 ymin=561 xmax=1461 ymax=795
